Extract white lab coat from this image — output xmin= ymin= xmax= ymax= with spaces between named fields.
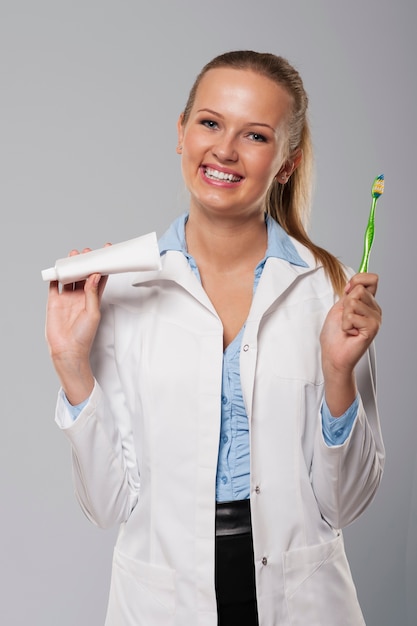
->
xmin=55 ymin=239 xmax=384 ymax=626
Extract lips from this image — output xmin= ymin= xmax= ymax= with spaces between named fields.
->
xmin=202 ymin=165 xmax=243 ymax=184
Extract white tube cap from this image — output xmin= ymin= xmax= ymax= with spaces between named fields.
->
xmin=41 ymin=267 xmax=58 ymax=281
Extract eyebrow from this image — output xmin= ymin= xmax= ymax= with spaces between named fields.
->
xmin=196 ymin=108 xmax=276 ymax=132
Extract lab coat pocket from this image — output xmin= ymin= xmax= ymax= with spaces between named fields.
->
xmin=283 ymin=534 xmax=365 ymax=626
xmin=105 ymin=547 xmax=176 ymax=626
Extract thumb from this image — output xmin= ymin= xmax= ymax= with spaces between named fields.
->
xmin=84 ymin=273 xmax=103 ymax=316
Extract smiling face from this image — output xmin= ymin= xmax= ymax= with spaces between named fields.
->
xmin=177 ymin=67 xmax=294 ymax=221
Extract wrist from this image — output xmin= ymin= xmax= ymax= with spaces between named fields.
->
xmin=52 ymin=354 xmax=95 ymax=405
xmin=323 ymin=366 xmax=357 ymax=418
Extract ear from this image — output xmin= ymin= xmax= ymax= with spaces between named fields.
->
xmin=176 ymin=113 xmax=185 ymax=154
xmin=290 ymin=147 xmax=303 ymax=172
xmin=276 ymin=148 xmax=303 ymax=183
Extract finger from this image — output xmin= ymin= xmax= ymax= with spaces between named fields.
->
xmin=344 ymin=286 xmax=381 ymax=313
xmin=342 ymin=303 xmax=381 ymax=328
xmin=346 ymin=296 xmax=378 ymax=321
xmin=343 ymin=290 xmax=382 ymax=320
xmin=61 ymin=249 xmax=83 ymax=291
xmin=342 ymin=300 xmax=382 ymax=336
xmin=345 ymin=301 xmax=381 ymax=323
xmin=83 ymin=246 xmax=110 ymax=297
xmin=75 ymin=248 xmax=94 ymax=286
xmin=97 ymin=274 xmax=109 ymax=299
xmin=84 ymin=273 xmax=105 ymax=316
xmin=342 ymin=313 xmax=381 ymax=340
xmin=66 ymin=248 xmax=94 ymax=290
xmin=48 ymin=279 xmax=60 ymax=297
xmin=62 ymin=281 xmax=76 ymax=292
xmin=345 ymin=272 xmax=379 ymax=297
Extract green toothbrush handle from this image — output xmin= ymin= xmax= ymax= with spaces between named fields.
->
xmin=358 ymin=198 xmax=376 ymax=273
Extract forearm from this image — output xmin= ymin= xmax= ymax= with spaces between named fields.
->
xmin=323 ymin=365 xmax=357 ymax=417
xmin=52 ymin=353 xmax=95 ymax=406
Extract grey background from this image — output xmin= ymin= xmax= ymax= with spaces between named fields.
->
xmin=1 ymin=0 xmax=415 ymax=624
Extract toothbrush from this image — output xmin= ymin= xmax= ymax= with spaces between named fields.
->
xmin=358 ymin=174 xmax=384 ymax=273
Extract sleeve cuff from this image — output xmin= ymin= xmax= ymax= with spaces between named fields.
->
xmin=60 ymin=390 xmax=90 ymax=421
xmin=321 ymin=395 xmax=359 ymax=446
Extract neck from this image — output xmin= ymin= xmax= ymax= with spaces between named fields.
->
xmin=185 ymin=209 xmax=267 ymax=272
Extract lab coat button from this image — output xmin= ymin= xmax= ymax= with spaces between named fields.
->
xmin=262 ymin=557 xmax=268 ymax=566
xmin=243 ymin=344 xmax=249 ymax=352
xmin=255 ymin=486 xmax=261 ymax=494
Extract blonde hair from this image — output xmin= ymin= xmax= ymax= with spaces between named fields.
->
xmin=182 ymin=50 xmax=347 ymax=295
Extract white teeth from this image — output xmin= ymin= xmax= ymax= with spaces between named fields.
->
xmin=205 ymin=167 xmax=241 ymax=182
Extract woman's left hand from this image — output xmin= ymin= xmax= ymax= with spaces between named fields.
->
xmin=320 ymin=273 xmax=382 ymax=414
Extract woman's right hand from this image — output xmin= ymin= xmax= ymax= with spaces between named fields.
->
xmin=45 ymin=249 xmax=108 ymax=405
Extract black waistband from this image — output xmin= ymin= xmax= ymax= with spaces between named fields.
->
xmin=215 ymin=499 xmax=252 ymax=537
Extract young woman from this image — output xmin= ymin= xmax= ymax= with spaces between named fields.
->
xmin=46 ymin=51 xmax=384 ymax=626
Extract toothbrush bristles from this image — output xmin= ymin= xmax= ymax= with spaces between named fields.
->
xmin=372 ymin=174 xmax=384 ymax=198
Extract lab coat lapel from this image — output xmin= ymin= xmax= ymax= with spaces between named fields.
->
xmin=249 ymin=257 xmax=315 ymax=321
xmin=131 ymin=250 xmax=218 ymax=317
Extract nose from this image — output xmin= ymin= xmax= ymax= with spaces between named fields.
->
xmin=212 ymin=133 xmax=238 ymax=163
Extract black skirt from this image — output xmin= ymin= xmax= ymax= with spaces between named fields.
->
xmin=215 ymin=500 xmax=259 ymax=626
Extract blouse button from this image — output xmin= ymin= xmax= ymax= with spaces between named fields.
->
xmin=262 ymin=557 xmax=268 ymax=566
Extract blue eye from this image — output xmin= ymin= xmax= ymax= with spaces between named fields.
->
xmin=201 ymin=119 xmax=218 ymax=129
xmin=249 ymin=132 xmax=266 ymax=142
